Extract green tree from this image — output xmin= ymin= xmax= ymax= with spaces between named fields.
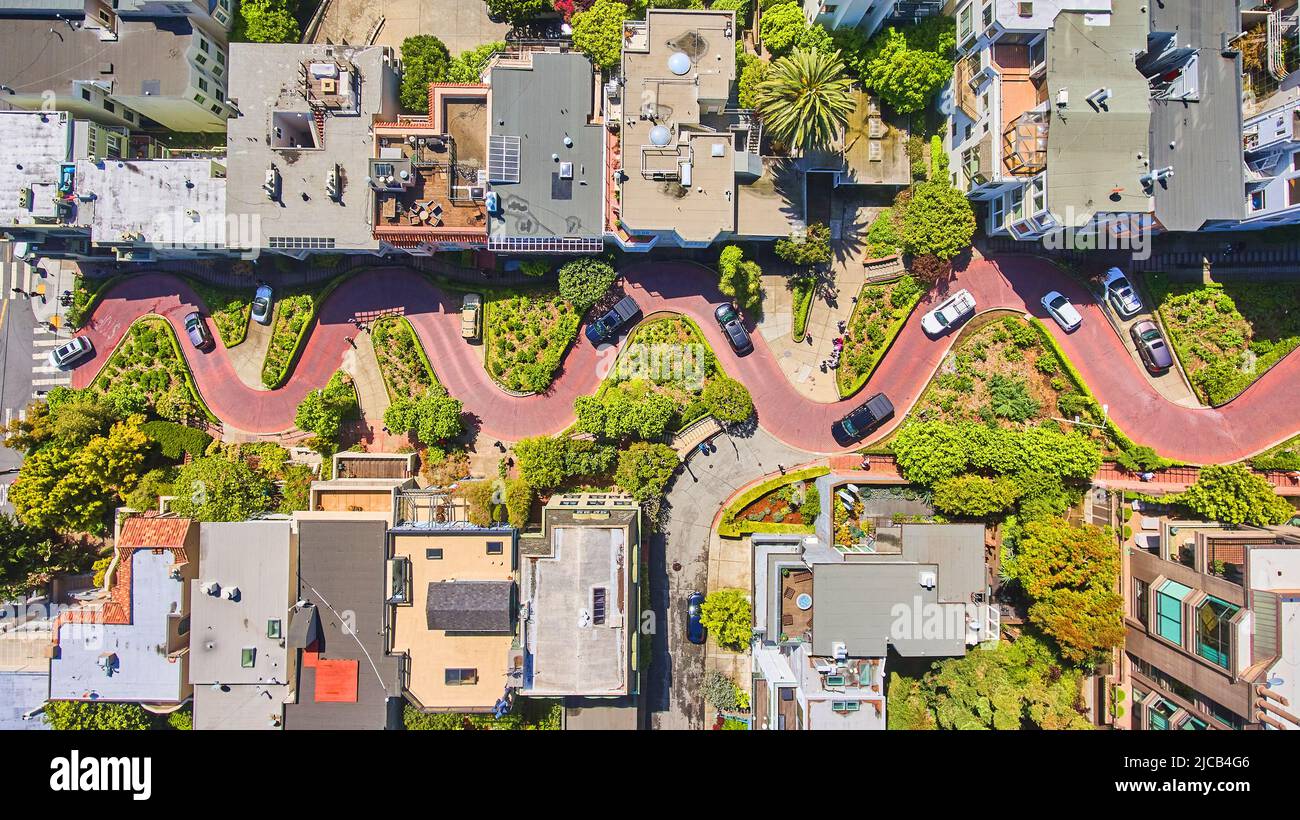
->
xmin=574 ymin=381 xmax=675 ymax=441
xmin=0 ymin=514 xmax=76 ymax=600
xmin=701 ymin=376 xmax=754 ymax=423
xmin=294 ymin=372 xmax=358 ymax=451
xmin=698 ymin=588 xmax=753 ymax=651
xmin=1170 ymin=464 xmax=1294 ymax=527
xmin=614 ymin=442 xmax=680 ymax=501
xmin=863 ymin=208 xmax=899 ymax=258
xmin=399 ymin=35 xmax=451 ymax=112
xmin=774 ymin=222 xmax=833 ymax=267
xmin=572 ymin=0 xmax=628 ymax=70
xmin=167 ymin=457 xmax=274 ymax=522
xmin=759 ymin=3 xmax=810 ymax=56
xmin=514 ymin=436 xmax=616 ymax=489
xmin=856 ymin=20 xmax=955 ymax=114
xmin=487 ymin=0 xmax=551 ymax=26
xmin=736 ymin=53 xmax=770 ymax=109
xmin=1004 ymin=517 xmax=1117 ymax=601
xmin=122 ymin=467 xmax=175 ymax=513
xmin=557 ymin=257 xmax=617 ymax=311
xmin=931 ymin=474 xmax=1022 ymax=518
xmin=1029 ymin=587 xmax=1127 ymax=666
xmin=44 ymin=701 xmax=154 ymax=730
xmin=384 ymin=389 xmax=465 ymax=447
xmin=716 ymin=247 xmax=764 ymax=314
xmin=235 ymin=0 xmax=300 ymax=44
xmin=896 ymin=181 xmax=976 ymax=260
xmin=447 ymin=41 xmax=508 ymax=83
xmin=755 ymin=48 xmax=854 ymax=150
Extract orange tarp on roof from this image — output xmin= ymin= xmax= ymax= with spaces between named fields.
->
xmin=314 ymin=658 xmax=359 ymax=703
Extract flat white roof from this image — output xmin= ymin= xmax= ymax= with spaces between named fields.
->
xmin=0 ymin=111 xmax=71 ymax=226
xmin=74 ymin=158 xmax=227 ymax=247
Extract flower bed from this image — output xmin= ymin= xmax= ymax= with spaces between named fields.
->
xmin=186 ymin=278 xmax=251 ymax=348
xmin=718 ymin=466 xmax=830 ymax=538
xmin=484 ymin=288 xmax=581 ymax=393
xmin=372 ymin=315 xmax=438 ymax=399
xmin=836 ymin=275 xmax=925 ymax=397
xmin=88 ymin=317 xmax=215 ymax=422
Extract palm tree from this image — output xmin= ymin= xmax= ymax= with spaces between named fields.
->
xmin=754 ymin=48 xmax=855 ymax=151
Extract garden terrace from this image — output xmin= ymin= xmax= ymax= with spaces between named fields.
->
xmin=779 ymin=568 xmax=813 ymax=642
xmin=484 ymin=288 xmax=582 ymax=393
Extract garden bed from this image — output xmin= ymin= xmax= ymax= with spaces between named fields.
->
xmin=1148 ymin=275 xmax=1300 ymax=406
xmin=372 ymin=315 xmax=439 ymax=400
xmin=260 ymin=273 xmax=352 ymax=389
xmin=185 ymin=278 xmax=251 ymax=348
xmin=484 ymin=288 xmax=582 ymax=393
xmin=837 ymin=275 xmax=925 ymax=397
xmin=718 ymin=466 xmax=830 ymax=538
xmin=88 ymin=316 xmax=215 ymax=423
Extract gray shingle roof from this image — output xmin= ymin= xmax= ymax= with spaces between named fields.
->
xmin=426 ymin=580 xmax=514 ymax=633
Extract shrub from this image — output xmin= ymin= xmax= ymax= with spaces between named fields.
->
xmin=703 ymin=670 xmax=741 ymax=712
xmin=698 ymin=589 xmax=753 ymax=651
xmin=701 ymin=376 xmax=754 ymax=423
xmin=384 ymin=389 xmax=465 ymax=448
xmin=1168 ymin=464 xmax=1293 ymax=527
xmin=557 ymin=257 xmax=617 ymax=311
xmin=908 ymin=253 xmax=951 ymax=286
xmin=932 ymin=474 xmax=1022 ymax=517
xmin=863 ymin=209 xmax=899 ymax=259
xmin=774 ymin=222 xmax=833 ymax=268
xmin=572 ymin=0 xmax=628 ymax=69
xmin=234 ymin=0 xmax=300 ymax=43
xmin=399 ymin=35 xmax=450 ymax=112
xmin=896 ymin=181 xmax=976 ymax=260
xmin=141 ymin=420 xmax=212 ymax=461
xmin=614 ymin=442 xmax=680 ymax=501
xmin=759 ymin=3 xmax=808 ymax=56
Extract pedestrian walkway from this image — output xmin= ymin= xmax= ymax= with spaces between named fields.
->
xmin=29 ymin=326 xmax=72 ymax=398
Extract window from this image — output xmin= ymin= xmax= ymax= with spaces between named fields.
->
xmin=957 ymin=2 xmax=975 ymax=44
xmin=1155 ymin=580 xmax=1190 ymax=645
xmin=1018 ymin=1 xmax=1034 ymax=17
xmin=123 ymin=110 xmax=134 ymax=123
xmin=445 ymin=668 xmax=478 ymax=685
xmin=177 ymin=616 xmax=190 ymax=636
xmin=211 ymin=104 xmax=223 ymax=115
xmin=216 ymin=89 xmax=224 ymax=102
xmin=194 ymin=94 xmax=205 ymax=105
xmin=1147 ymin=697 xmax=1177 ymax=730
xmin=199 ymin=37 xmax=210 ymax=54
xmin=426 ymin=548 xmax=443 ymax=560
xmin=1133 ymin=578 xmax=1149 ymax=628
xmin=1250 ymin=189 xmax=1267 ymax=211
xmin=198 ymin=78 xmax=209 ymax=93
xmin=81 ymin=88 xmax=91 ymax=101
xmin=830 ymin=701 xmax=861 ymax=712
xmin=486 ymin=541 xmax=503 ymax=555
xmin=103 ymin=100 xmax=115 ymax=114
xmin=269 ymin=236 xmax=337 ymax=250
xmin=216 ymin=50 xmax=226 ymax=65
xmin=195 ymin=54 xmax=207 ymax=66
xmin=1029 ymin=176 xmax=1047 ymax=215
xmin=267 ymin=619 xmax=282 ymax=639
xmin=1179 ymin=715 xmax=1208 ymax=730
xmin=241 ymin=647 xmax=256 ymax=668
xmin=1195 ymin=596 xmax=1239 ymax=669
xmin=1293 ymin=151 xmax=1300 ymax=172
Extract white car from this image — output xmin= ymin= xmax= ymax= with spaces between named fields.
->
xmin=47 ymin=336 xmax=93 ymax=370
xmin=1041 ymin=291 xmax=1082 ymax=332
xmin=1102 ymin=267 xmax=1142 ymax=318
xmin=920 ymin=289 xmax=977 ymax=336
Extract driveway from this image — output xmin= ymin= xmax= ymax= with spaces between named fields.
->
xmin=72 ymin=257 xmax=1300 ymax=462
xmin=646 ymin=426 xmax=805 ymax=731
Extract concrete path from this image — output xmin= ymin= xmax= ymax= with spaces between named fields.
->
xmin=71 ymin=257 xmax=1300 ymax=462
xmin=226 ymin=316 xmax=272 ymax=391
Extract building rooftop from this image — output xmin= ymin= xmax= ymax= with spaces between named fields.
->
xmin=1045 ymin=3 xmax=1154 ymax=226
xmin=521 ymin=504 xmax=638 ymax=697
xmin=488 ymin=52 xmax=605 ymax=251
xmin=73 ymin=158 xmax=227 ymax=248
xmin=619 ymin=9 xmax=738 ymax=245
xmin=0 ymin=111 xmax=72 ymax=227
xmin=285 ymin=518 xmax=402 ymax=730
xmin=806 ymin=90 xmax=911 ymax=187
xmin=225 ymin=43 xmax=399 ymax=253
xmin=190 ymin=521 xmax=293 ymax=690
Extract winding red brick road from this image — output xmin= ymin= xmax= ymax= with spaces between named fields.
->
xmin=71 ymin=256 xmax=1300 ymax=462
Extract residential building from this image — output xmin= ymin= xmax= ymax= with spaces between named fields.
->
xmin=225 ymin=43 xmax=401 ymax=258
xmin=751 ymin=474 xmax=995 ymax=730
xmin=189 ymin=520 xmax=296 ymax=731
xmin=1123 ymin=519 xmax=1300 ymax=731
xmin=386 ymin=488 xmax=519 ymax=713
xmin=518 ymin=493 xmax=642 ymax=699
xmin=947 ymin=1 xmax=1154 ymax=241
xmin=285 ymin=514 xmax=403 ymax=730
xmin=0 ymin=4 xmax=233 ymax=133
xmin=308 ymin=451 xmax=418 ymax=513
xmin=47 ymin=516 xmax=198 ymax=709
xmin=804 ymin=0 xmax=943 ymax=35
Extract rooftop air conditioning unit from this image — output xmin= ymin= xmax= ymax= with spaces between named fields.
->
xmin=263 ymin=165 xmax=279 ymax=200
xmin=201 ymin=581 xmax=221 ymax=597
xmin=223 ymin=586 xmax=240 ymax=601
xmin=832 ymin=642 xmax=848 ymax=662
xmin=919 ymin=571 xmax=937 ymax=590
xmin=326 ymin=164 xmax=340 ymax=200
xmin=559 ymin=162 xmax=574 ymax=179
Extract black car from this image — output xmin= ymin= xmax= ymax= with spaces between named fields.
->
xmin=831 ymin=393 xmax=895 ymax=446
xmin=585 ymin=295 xmax=641 ymax=345
xmin=713 ymin=303 xmax=752 ymax=354
xmin=1129 ymin=319 xmax=1173 ymax=373
xmin=686 ymin=592 xmax=706 ymax=645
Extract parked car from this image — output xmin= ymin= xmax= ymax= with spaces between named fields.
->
xmin=1041 ymin=291 xmax=1082 ymax=332
xmin=47 ymin=335 xmax=93 ymax=370
xmin=251 ymin=284 xmax=274 ymax=325
xmin=184 ymin=312 xmax=213 ymax=349
xmin=1129 ymin=319 xmax=1173 ymax=373
xmin=920 ymin=288 xmax=977 ymax=336
xmin=585 ymin=295 xmax=640 ymax=344
xmin=831 ymin=393 xmax=895 ymax=446
xmin=686 ymin=592 xmax=706 ymax=645
xmin=713 ymin=302 xmax=752 ymax=354
xmin=461 ymin=292 xmax=482 ymax=340
xmin=1102 ymin=267 xmax=1143 ymax=318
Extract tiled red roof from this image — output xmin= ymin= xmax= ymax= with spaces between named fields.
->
xmin=118 ymin=515 xmax=193 ymax=548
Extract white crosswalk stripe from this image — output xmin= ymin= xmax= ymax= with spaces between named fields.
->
xmin=0 ymin=483 xmax=9 ymax=508
xmin=33 ymin=377 xmax=73 ymax=386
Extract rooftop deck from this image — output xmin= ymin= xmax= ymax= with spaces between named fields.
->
xmin=779 ymin=569 xmax=813 ymax=642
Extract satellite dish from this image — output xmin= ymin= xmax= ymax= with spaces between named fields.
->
xmin=667 ymin=51 xmax=691 ymax=76
xmin=649 ymin=125 xmax=672 ymax=147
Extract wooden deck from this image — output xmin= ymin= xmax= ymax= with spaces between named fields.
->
xmin=780 ymin=569 xmax=813 ymax=641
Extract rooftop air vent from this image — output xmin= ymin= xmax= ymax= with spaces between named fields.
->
xmin=649 ymin=125 xmax=672 ymax=147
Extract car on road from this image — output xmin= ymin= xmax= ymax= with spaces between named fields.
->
xmin=686 ymin=592 xmax=706 ymax=645
xmin=47 ymin=335 xmax=93 ymax=370
xmin=184 ymin=312 xmax=213 ymax=349
xmin=1041 ymin=291 xmax=1082 ymax=332
xmin=1129 ymin=319 xmax=1173 ymax=373
xmin=251 ymin=284 xmax=274 ymax=325
xmin=831 ymin=392 xmax=894 ymax=446
xmin=585 ymin=295 xmax=640 ymax=345
xmin=920 ymin=288 xmax=977 ymax=336
xmin=1102 ymin=267 xmax=1143 ymax=318
xmin=461 ymin=292 xmax=482 ymax=340
xmin=713 ymin=303 xmax=752 ymax=354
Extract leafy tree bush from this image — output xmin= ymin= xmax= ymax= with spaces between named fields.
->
xmin=754 ymin=48 xmax=854 ymax=149
xmin=615 ymin=442 xmax=680 ymax=501
xmin=896 ymin=181 xmax=976 ymax=260
xmin=572 ymin=0 xmax=628 ymax=69
xmin=399 ymin=35 xmax=451 ymax=112
xmin=384 ymin=388 xmax=465 ymax=448
xmin=0 ymin=514 xmax=78 ymax=600
xmin=863 ymin=209 xmax=899 ymax=259
xmin=122 ymin=467 xmax=175 ymax=513
xmin=167 ymin=456 xmax=274 ymax=522
xmin=294 ymin=372 xmax=358 ymax=452
xmin=141 ymin=420 xmax=212 ymax=461
xmin=891 ymin=421 xmax=1102 ymax=489
xmin=702 ymin=670 xmax=741 ymax=712
xmin=908 ymin=253 xmax=951 ymax=287
xmin=931 ymin=474 xmax=1021 ymax=518
xmin=1028 ymin=587 xmax=1126 ymax=666
xmin=854 ymin=19 xmax=955 ymax=114
xmin=1115 ymin=445 xmax=1169 ymax=474
xmin=701 ymin=376 xmax=754 ymax=423
xmin=575 ymin=381 xmax=676 ymax=441
xmin=759 ymin=3 xmax=810 ymax=56
xmin=774 ymin=222 xmax=833 ymax=268
xmin=557 ymin=257 xmax=617 ymax=311
xmin=986 ymin=375 xmax=1040 ymax=422
xmin=715 ymin=247 xmax=764 ymax=313
xmin=514 ymin=436 xmax=616 ymax=489
xmin=713 ymin=0 xmax=753 ymax=26
xmin=736 ymin=52 xmax=769 ymax=109
xmin=487 ymin=0 xmax=551 ymax=26
xmin=446 ymin=41 xmax=508 ymax=83
xmin=1168 ymin=464 xmax=1294 ymax=527
xmin=234 ymin=0 xmax=300 ymax=44
xmin=44 ymin=701 xmax=155 ymax=730
xmin=698 ymin=588 xmax=753 ymax=651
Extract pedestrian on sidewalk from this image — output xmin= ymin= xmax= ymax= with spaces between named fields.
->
xmin=344 ymin=335 xmax=355 ymax=347
xmin=1138 ymin=471 xmax=1155 ymax=482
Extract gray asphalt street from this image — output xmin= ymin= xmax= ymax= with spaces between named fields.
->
xmin=0 ymin=241 xmax=44 ymax=515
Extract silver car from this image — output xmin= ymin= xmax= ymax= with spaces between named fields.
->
xmin=1041 ymin=291 xmax=1082 ymax=332
xmin=1102 ymin=267 xmax=1142 ymax=318
xmin=920 ymin=289 xmax=976 ymax=336
xmin=47 ymin=336 xmax=93 ymax=370
xmin=251 ymin=284 xmax=274 ymax=325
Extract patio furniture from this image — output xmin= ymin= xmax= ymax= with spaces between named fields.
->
xmin=1140 ymin=515 xmax=1160 ymax=531
xmin=431 ymin=203 xmax=444 ymax=218
xmin=782 ymin=614 xmax=794 ymax=627
xmin=783 ymin=587 xmax=795 ymax=600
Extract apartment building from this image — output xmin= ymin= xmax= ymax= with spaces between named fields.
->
xmin=751 ymin=474 xmax=996 ymax=730
xmin=0 ymin=2 xmax=233 ymax=133
xmin=1124 ymin=518 xmax=1300 ymax=731
xmin=804 ymin=0 xmax=943 ymax=35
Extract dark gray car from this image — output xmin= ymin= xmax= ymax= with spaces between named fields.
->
xmin=713 ymin=303 xmax=752 ymax=354
xmin=1129 ymin=319 xmax=1173 ymax=373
